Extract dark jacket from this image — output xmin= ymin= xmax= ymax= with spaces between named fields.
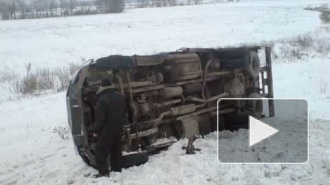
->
xmin=92 ymin=88 xmax=126 ymax=137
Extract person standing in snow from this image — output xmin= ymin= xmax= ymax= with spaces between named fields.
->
xmin=91 ymin=79 xmax=127 ymax=178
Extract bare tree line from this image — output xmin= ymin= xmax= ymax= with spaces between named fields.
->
xmin=0 ymin=0 xmax=209 ymax=20
xmin=0 ymin=0 xmax=125 ymax=20
xmin=136 ymin=0 xmax=203 ymax=8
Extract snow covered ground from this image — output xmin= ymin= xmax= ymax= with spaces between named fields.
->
xmin=1 ymin=0 xmax=330 ymax=184
xmin=0 ymin=0 xmax=322 ymax=75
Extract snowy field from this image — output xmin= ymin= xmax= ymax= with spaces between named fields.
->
xmin=1 ymin=0 xmax=330 ymax=184
xmin=0 ymin=0 xmax=323 ymax=74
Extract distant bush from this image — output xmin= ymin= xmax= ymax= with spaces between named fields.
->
xmin=283 ymin=30 xmax=330 ymax=55
xmin=73 ymin=8 xmax=98 ymax=16
xmin=305 ymin=4 xmax=329 ymax=12
xmin=14 ymin=63 xmax=79 ymax=95
xmin=136 ymin=0 xmax=181 ymax=8
xmin=287 ymin=35 xmax=314 ymax=49
xmin=278 ymin=45 xmax=306 ymax=60
xmin=320 ymin=11 xmax=330 ymax=23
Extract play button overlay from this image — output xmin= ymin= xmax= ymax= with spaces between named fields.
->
xmin=217 ymin=98 xmax=308 ymax=164
xmin=249 ymin=116 xmax=278 ymax=147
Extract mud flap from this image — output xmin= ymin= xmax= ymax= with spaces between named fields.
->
xmin=181 ymin=116 xmax=199 ymax=138
xmin=122 ymin=151 xmax=149 ymax=168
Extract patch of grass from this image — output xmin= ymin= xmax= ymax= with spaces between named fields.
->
xmin=277 ymin=45 xmax=306 ymax=60
xmin=52 ymin=126 xmax=70 ymax=140
xmin=275 ymin=28 xmax=330 ymax=61
xmin=0 ymin=69 xmax=17 ymax=83
xmin=315 ymin=38 xmax=330 ymax=54
xmin=287 ymin=35 xmax=314 ymax=49
xmin=53 ymin=63 xmax=81 ymax=91
xmin=13 ymin=63 xmax=79 ymax=95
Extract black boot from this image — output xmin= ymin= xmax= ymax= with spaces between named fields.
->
xmin=93 ymin=173 xmax=110 ymax=178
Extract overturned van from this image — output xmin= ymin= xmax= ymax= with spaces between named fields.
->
xmin=66 ymin=47 xmax=274 ymax=167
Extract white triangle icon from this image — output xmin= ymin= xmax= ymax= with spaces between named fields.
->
xmin=249 ymin=116 xmax=278 ymax=147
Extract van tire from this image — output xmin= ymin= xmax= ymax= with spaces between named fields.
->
xmin=245 ymin=51 xmax=260 ymax=78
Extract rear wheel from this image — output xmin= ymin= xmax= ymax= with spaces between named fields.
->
xmin=244 ymin=51 xmax=260 ymax=78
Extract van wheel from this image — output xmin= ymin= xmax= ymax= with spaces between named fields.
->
xmin=245 ymin=51 xmax=260 ymax=78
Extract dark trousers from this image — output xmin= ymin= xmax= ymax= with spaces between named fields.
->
xmin=95 ymin=134 xmax=122 ymax=175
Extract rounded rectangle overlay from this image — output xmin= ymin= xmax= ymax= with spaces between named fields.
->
xmin=216 ymin=98 xmax=309 ymax=164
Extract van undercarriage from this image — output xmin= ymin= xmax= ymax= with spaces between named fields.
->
xmin=66 ymin=47 xmax=274 ymax=167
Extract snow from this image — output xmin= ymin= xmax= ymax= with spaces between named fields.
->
xmin=0 ymin=0 xmax=322 ymax=75
xmin=1 ymin=0 xmax=330 ymax=185
xmin=273 ymin=58 xmax=330 ymax=120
